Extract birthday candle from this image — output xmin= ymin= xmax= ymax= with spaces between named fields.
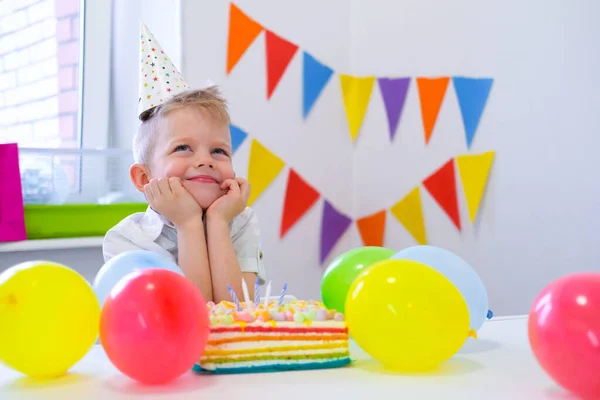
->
xmin=253 ymin=277 xmax=260 ymax=307
xmin=241 ymin=278 xmax=251 ymax=308
xmin=227 ymin=284 xmax=242 ymax=311
xmin=277 ymin=283 xmax=287 ymax=306
xmin=263 ymin=281 xmax=272 ymax=308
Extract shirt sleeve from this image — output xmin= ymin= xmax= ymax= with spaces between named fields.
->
xmin=231 ymin=207 xmax=267 ymax=283
xmin=102 ymin=227 xmax=145 ymax=263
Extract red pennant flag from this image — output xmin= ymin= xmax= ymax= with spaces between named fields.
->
xmin=280 ymin=169 xmax=320 ymax=238
xmin=226 ymin=3 xmax=263 ymax=74
xmin=423 ymin=159 xmax=461 ymax=231
xmin=356 ymin=210 xmax=387 ymax=247
xmin=265 ymin=30 xmax=298 ymax=99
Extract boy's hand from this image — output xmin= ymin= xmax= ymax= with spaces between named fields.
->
xmin=206 ymin=178 xmax=250 ymax=223
xmin=144 ymin=177 xmax=203 ymax=228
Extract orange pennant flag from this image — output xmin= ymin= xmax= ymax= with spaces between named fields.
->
xmin=356 ymin=210 xmax=387 ymax=247
xmin=226 ymin=3 xmax=264 ymax=74
xmin=390 ymin=187 xmax=427 ymax=245
xmin=416 ymin=77 xmax=449 ymax=143
xmin=265 ymin=30 xmax=299 ymax=99
xmin=280 ymin=169 xmax=320 ymax=238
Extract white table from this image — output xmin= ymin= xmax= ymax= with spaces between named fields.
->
xmin=0 ymin=316 xmax=567 ymax=400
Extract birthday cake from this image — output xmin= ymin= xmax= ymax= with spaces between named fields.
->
xmin=193 ymin=298 xmax=351 ymax=374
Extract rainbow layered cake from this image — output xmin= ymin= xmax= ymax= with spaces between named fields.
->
xmin=193 ymin=300 xmax=351 ymax=374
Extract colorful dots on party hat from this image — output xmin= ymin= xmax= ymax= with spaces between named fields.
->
xmin=139 ymin=22 xmax=190 ymax=119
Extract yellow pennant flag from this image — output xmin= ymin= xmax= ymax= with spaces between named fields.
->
xmin=390 ymin=187 xmax=427 ymax=245
xmin=247 ymin=139 xmax=285 ymax=206
xmin=340 ymin=74 xmax=375 ymax=141
xmin=456 ymin=151 xmax=495 ymax=223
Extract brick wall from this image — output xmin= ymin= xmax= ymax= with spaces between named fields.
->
xmin=0 ymin=0 xmax=80 ymax=149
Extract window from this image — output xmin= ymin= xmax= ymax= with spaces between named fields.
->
xmin=0 ymin=0 xmax=140 ymax=205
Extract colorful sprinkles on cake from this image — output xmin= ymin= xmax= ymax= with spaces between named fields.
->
xmin=195 ymin=283 xmax=350 ymax=374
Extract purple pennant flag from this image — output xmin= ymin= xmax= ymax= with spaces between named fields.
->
xmin=320 ymin=200 xmax=352 ymax=264
xmin=378 ymin=77 xmax=410 ymax=141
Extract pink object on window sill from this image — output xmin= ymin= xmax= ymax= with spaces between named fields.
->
xmin=0 ymin=143 xmax=27 ymax=242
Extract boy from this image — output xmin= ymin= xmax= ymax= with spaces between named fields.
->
xmin=103 ymin=23 xmax=265 ymax=303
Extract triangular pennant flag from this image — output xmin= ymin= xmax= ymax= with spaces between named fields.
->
xmin=226 ymin=3 xmax=264 ymax=74
xmin=390 ymin=187 xmax=427 ymax=245
xmin=247 ymin=139 xmax=285 ymax=206
xmin=423 ymin=159 xmax=461 ymax=231
xmin=280 ymin=169 xmax=321 ymax=238
xmin=356 ymin=210 xmax=387 ymax=247
xmin=265 ymin=30 xmax=299 ymax=99
xmin=230 ymin=123 xmax=248 ymax=154
xmin=378 ymin=77 xmax=410 ymax=141
xmin=340 ymin=75 xmax=375 ymax=141
xmin=453 ymin=77 xmax=494 ymax=148
xmin=456 ymin=151 xmax=495 ymax=223
xmin=416 ymin=77 xmax=450 ymax=143
xmin=320 ymin=200 xmax=352 ymax=264
xmin=302 ymin=52 xmax=333 ymax=118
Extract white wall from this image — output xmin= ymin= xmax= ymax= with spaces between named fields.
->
xmin=180 ymin=0 xmax=600 ymax=315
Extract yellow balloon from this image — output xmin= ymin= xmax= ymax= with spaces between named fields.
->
xmin=0 ymin=261 xmax=100 ymax=378
xmin=345 ymin=259 xmax=470 ymax=371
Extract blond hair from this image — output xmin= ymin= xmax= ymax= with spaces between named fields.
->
xmin=133 ymin=86 xmax=230 ymax=165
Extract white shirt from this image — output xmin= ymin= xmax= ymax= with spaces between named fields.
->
xmin=102 ymin=206 xmax=267 ymax=283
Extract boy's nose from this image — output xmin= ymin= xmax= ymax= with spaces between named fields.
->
xmin=198 ymin=163 xmax=214 ymax=169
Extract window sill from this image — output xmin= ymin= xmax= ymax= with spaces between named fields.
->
xmin=0 ymin=237 xmax=104 ymax=253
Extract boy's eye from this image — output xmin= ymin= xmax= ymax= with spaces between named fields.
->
xmin=212 ymin=148 xmax=229 ymax=157
xmin=174 ymin=144 xmax=191 ymax=152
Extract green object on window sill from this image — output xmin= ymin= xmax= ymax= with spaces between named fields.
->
xmin=24 ymin=203 xmax=148 ymax=240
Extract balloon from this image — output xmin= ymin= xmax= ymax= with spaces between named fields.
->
xmin=94 ymin=250 xmax=184 ymax=306
xmin=392 ymin=245 xmax=488 ymax=331
xmin=100 ymin=269 xmax=209 ymax=384
xmin=0 ymin=261 xmax=100 ymax=378
xmin=321 ymin=246 xmax=394 ymax=313
xmin=345 ymin=259 xmax=470 ymax=371
xmin=528 ymin=273 xmax=600 ymax=399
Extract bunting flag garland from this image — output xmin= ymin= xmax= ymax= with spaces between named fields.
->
xmin=340 ymin=74 xmax=376 ymax=141
xmin=423 ymin=158 xmax=461 ymax=231
xmin=378 ymin=77 xmax=410 ymax=141
xmin=416 ymin=77 xmax=450 ymax=144
xmin=280 ymin=169 xmax=320 ymax=238
xmin=453 ymin=77 xmax=494 ymax=148
xmin=356 ymin=210 xmax=387 ymax=247
xmin=247 ymin=139 xmax=285 ymax=206
xmin=265 ymin=30 xmax=299 ymax=99
xmin=230 ymin=123 xmax=248 ymax=154
xmin=302 ymin=52 xmax=334 ymax=118
xmin=226 ymin=3 xmax=264 ymax=74
xmin=456 ymin=151 xmax=495 ymax=223
xmin=320 ymin=200 xmax=352 ymax=263
xmin=390 ymin=187 xmax=427 ymax=245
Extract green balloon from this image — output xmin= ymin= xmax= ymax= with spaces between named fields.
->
xmin=321 ymin=246 xmax=395 ymax=314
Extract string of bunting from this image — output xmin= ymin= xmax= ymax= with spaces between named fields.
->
xmin=226 ymin=3 xmax=494 ymax=148
xmin=230 ymin=124 xmax=496 ymax=264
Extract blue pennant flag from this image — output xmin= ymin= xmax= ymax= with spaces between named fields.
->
xmin=230 ymin=124 xmax=248 ymax=154
xmin=303 ymin=52 xmax=334 ymax=119
xmin=453 ymin=77 xmax=493 ymax=148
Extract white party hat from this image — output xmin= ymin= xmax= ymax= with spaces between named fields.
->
xmin=139 ymin=22 xmax=190 ymax=119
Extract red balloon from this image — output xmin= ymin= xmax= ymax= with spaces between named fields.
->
xmin=100 ymin=269 xmax=209 ymax=384
xmin=528 ymin=273 xmax=600 ymax=399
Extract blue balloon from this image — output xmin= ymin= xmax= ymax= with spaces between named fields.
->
xmin=392 ymin=245 xmax=489 ymax=331
xmin=93 ymin=250 xmax=184 ymax=306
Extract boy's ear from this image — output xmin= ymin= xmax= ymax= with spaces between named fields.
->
xmin=130 ymin=163 xmax=150 ymax=192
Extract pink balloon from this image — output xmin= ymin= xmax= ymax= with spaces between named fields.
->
xmin=100 ymin=269 xmax=210 ymax=384
xmin=528 ymin=273 xmax=600 ymax=399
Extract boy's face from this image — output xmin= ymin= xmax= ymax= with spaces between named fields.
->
xmin=149 ymin=107 xmax=235 ymax=210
